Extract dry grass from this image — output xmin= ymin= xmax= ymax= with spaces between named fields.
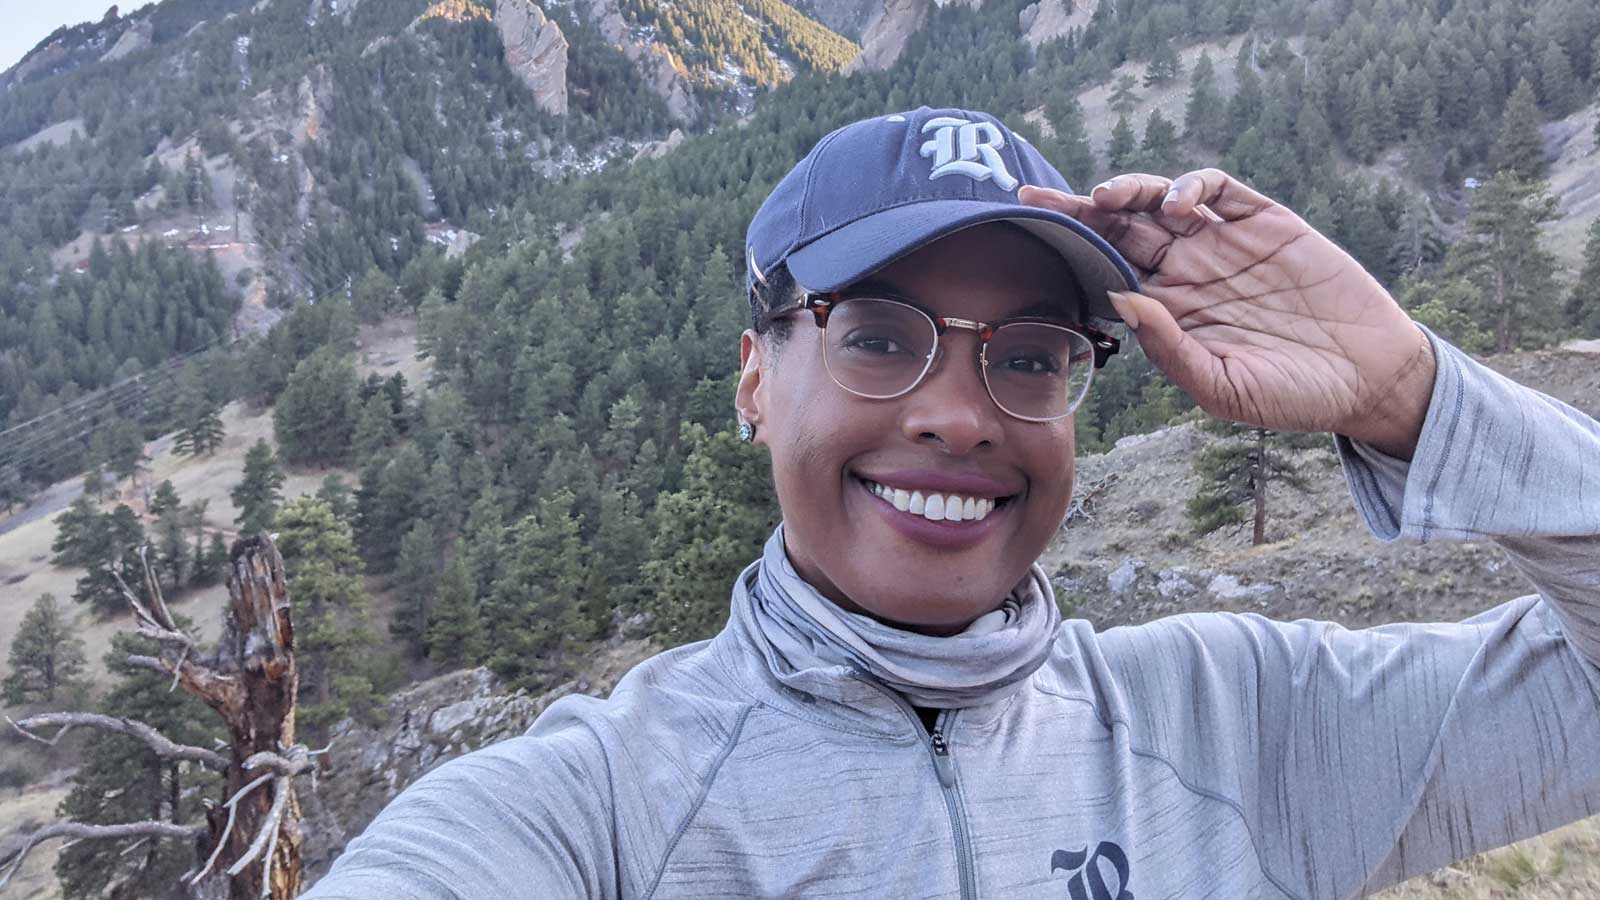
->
xmin=1377 ymin=818 xmax=1600 ymax=899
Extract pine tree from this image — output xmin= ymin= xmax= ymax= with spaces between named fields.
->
xmin=1108 ymin=115 xmax=1137 ymax=171
xmin=1042 ymin=93 xmax=1098 ymax=190
xmin=174 ymin=398 xmax=225 ymax=458
xmin=1183 ymin=51 xmax=1224 ymax=148
xmin=1145 ymin=41 xmax=1182 ymax=86
xmin=148 ymin=479 xmax=181 ymax=518
xmin=1186 ymin=422 xmax=1313 ymax=545
xmin=274 ymin=346 xmax=360 ymax=466
xmin=391 ymin=519 xmax=442 ymax=656
xmin=352 ymin=391 xmax=399 ymax=462
xmin=1492 ymin=79 xmax=1547 ymax=180
xmin=274 ymin=496 xmax=382 ymax=736
xmin=643 ymin=425 xmax=779 ymax=643
xmin=1108 ymin=74 xmax=1141 ymax=116
xmin=72 ymin=505 xmax=145 ymax=615
xmin=52 ymin=495 xmax=102 ymax=566
xmin=54 ymin=632 xmax=219 ymax=900
xmin=1447 ymin=173 xmax=1561 ymax=352
xmin=1568 ymin=218 xmax=1600 ymax=337
xmin=2 ymin=594 xmax=87 ymax=705
xmin=1538 ymin=40 xmax=1576 ymax=117
xmin=427 ymin=548 xmax=485 ymax=667
xmin=483 ymin=490 xmax=594 ymax=687
xmin=1136 ymin=109 xmax=1183 ymax=174
xmin=231 ymin=439 xmax=285 ymax=536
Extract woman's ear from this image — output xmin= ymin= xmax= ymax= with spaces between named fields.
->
xmin=735 ymin=330 xmax=767 ymax=445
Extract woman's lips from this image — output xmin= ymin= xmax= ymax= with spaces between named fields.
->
xmin=853 ymin=475 xmax=1010 ymax=550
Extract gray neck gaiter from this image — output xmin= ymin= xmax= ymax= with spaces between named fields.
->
xmin=734 ymin=525 xmax=1061 ymax=709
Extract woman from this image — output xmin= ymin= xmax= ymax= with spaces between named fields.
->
xmin=305 ymin=108 xmax=1600 ymax=899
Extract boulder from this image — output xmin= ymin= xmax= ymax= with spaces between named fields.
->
xmin=496 ymin=0 xmax=570 ymax=116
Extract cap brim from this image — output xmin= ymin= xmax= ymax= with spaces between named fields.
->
xmin=783 ymin=200 xmax=1141 ymax=327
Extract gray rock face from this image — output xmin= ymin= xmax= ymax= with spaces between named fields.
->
xmin=579 ymin=0 xmax=699 ymax=123
xmin=790 ymin=0 xmax=882 ymax=40
xmin=298 ymin=640 xmax=657 ymax=883
xmin=848 ymin=0 xmax=981 ymax=72
xmin=846 ymin=0 xmax=931 ymax=72
xmin=1018 ymin=0 xmax=1097 ymax=48
xmin=496 ymin=0 xmax=570 ymax=116
xmin=101 ymin=19 xmax=153 ymax=62
xmin=1108 ymin=558 xmax=1145 ymax=594
xmin=631 ymin=127 xmax=686 ymax=162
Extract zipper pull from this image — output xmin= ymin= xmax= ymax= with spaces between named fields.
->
xmin=930 ymin=730 xmax=956 ymax=788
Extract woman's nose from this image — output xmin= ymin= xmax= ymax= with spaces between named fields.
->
xmin=898 ymin=337 xmax=1005 ymax=454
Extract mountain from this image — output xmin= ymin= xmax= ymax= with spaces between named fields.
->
xmin=4 ymin=0 xmax=1600 ymax=895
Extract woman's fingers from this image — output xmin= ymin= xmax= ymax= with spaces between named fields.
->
xmin=1089 ymin=174 xmax=1174 ymax=212
xmin=1159 ymin=168 xmax=1274 ymax=221
xmin=1019 ymin=185 xmax=1194 ymax=274
xmin=1107 ymin=290 xmax=1230 ymax=415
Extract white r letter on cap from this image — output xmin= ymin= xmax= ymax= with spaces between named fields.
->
xmin=919 ymin=117 xmax=1019 ymax=192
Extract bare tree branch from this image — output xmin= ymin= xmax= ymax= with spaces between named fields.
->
xmin=188 ymin=774 xmax=273 ymax=885
xmin=0 ymin=821 xmax=206 ymax=890
xmin=8 ymin=713 xmax=227 ymax=771
xmin=225 ymin=777 xmax=290 ymax=878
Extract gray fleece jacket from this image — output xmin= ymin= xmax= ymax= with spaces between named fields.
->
xmin=304 ymin=333 xmax=1600 ymax=900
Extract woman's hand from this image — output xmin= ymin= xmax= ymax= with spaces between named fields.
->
xmin=1020 ymin=169 xmax=1436 ymax=459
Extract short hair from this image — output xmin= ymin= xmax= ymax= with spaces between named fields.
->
xmin=748 ymin=261 xmax=800 ymax=348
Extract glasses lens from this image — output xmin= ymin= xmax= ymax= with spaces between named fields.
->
xmin=821 ymin=298 xmax=937 ymax=399
xmin=983 ymin=323 xmax=1095 ymax=420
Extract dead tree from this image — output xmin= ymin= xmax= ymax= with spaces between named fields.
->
xmin=1 ymin=536 xmax=319 ymax=900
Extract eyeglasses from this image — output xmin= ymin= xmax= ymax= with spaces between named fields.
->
xmin=764 ymin=291 xmax=1118 ymax=422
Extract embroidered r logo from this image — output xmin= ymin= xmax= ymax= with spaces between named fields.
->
xmin=1050 ymin=841 xmax=1134 ymax=900
xmin=918 ymin=116 xmax=1020 ymax=191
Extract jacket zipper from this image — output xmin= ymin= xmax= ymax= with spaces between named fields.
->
xmin=858 ymin=678 xmax=978 ymax=900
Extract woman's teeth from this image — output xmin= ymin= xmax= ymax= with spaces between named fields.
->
xmin=861 ymin=479 xmax=998 ymax=522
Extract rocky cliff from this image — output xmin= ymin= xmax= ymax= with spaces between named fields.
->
xmin=580 ymin=0 xmax=699 ymax=122
xmin=495 ymin=0 xmax=570 ymax=116
xmin=100 ymin=18 xmax=153 ymax=62
xmin=1018 ymin=0 xmax=1097 ymax=48
xmin=847 ymin=0 xmax=980 ymax=72
xmin=297 ymin=639 xmax=658 ymax=883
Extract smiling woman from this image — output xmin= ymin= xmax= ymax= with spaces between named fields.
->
xmin=304 ymin=108 xmax=1600 ymax=900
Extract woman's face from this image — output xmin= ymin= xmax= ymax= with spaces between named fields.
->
xmin=737 ymin=223 xmax=1082 ymax=634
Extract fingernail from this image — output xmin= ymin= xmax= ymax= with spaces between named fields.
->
xmin=1106 ymin=291 xmax=1140 ymax=331
xmin=1091 ymin=180 xmax=1115 ymax=197
xmin=1162 ymin=188 xmax=1180 ymax=206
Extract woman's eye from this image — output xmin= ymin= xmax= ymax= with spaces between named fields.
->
xmin=1000 ymin=351 xmax=1061 ymax=374
xmin=842 ymin=332 xmax=909 ymax=354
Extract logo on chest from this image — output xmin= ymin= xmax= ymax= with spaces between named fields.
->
xmin=1050 ymin=840 xmax=1133 ymax=900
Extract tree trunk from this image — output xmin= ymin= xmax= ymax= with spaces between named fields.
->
xmin=185 ymin=536 xmax=303 ymax=900
xmin=1251 ymin=429 xmax=1269 ymax=546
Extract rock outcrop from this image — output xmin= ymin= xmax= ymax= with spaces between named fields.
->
xmin=100 ymin=18 xmax=153 ymax=62
xmin=790 ymin=0 xmax=882 ymax=41
xmin=1018 ymin=0 xmax=1097 ymax=48
xmin=579 ymin=0 xmax=699 ymax=123
xmin=631 ymin=127 xmax=686 ymax=162
xmin=495 ymin=0 xmax=570 ymax=116
xmin=846 ymin=0 xmax=979 ymax=73
xmin=298 ymin=640 xmax=657 ymax=883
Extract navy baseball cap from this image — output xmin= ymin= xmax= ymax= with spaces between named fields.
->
xmin=745 ymin=106 xmax=1141 ymax=330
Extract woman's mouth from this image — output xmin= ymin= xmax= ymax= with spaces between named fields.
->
xmin=856 ymin=477 xmax=1014 ymax=523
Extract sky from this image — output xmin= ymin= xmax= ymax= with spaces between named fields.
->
xmin=0 ymin=1 xmax=131 ymax=74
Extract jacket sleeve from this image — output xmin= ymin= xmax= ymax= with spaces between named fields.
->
xmin=298 ymin=712 xmax=619 ymax=900
xmin=1100 ymin=331 xmax=1600 ymax=900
